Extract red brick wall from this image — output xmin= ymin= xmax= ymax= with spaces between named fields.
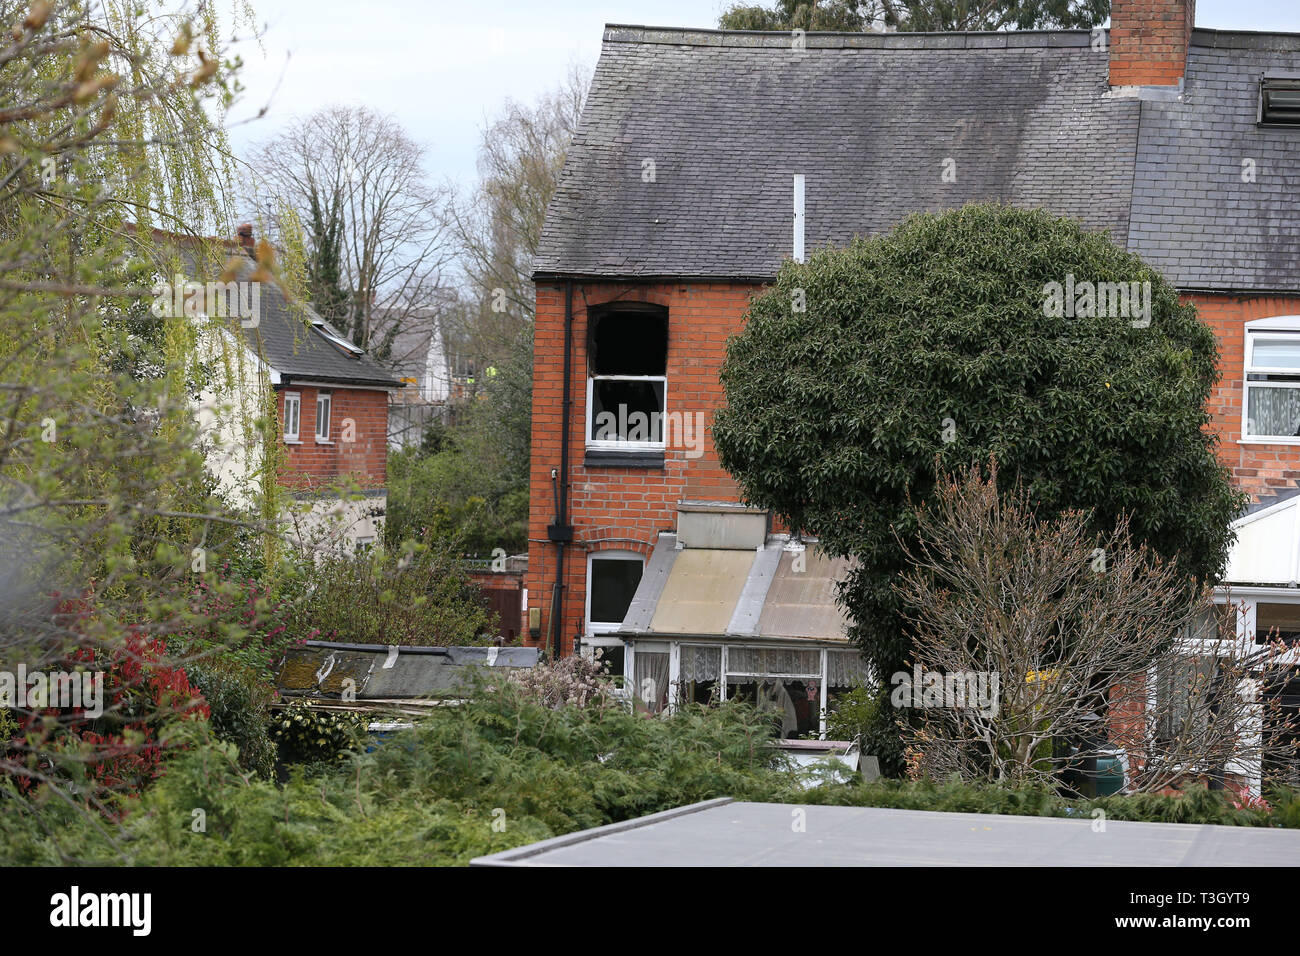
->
xmin=276 ymin=385 xmax=389 ymax=491
xmin=527 ymin=281 xmax=1300 ymax=656
xmin=526 ymin=281 xmax=760 ymax=653
xmin=1109 ymin=0 xmax=1196 ymax=87
xmin=1191 ymin=292 xmax=1300 ymax=503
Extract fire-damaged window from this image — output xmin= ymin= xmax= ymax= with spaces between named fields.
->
xmin=586 ymin=305 xmax=667 ymax=454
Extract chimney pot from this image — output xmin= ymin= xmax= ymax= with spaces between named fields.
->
xmin=236 ymin=223 xmax=255 ymax=257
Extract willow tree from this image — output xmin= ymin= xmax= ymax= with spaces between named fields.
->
xmin=0 ymin=0 xmax=270 ymax=850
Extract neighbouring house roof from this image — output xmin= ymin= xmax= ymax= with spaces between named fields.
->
xmin=620 ymin=532 xmax=854 ymax=642
xmin=225 ymin=257 xmax=405 ymax=389
xmin=1128 ymin=36 xmax=1300 ymax=292
xmin=368 ymin=304 xmax=449 ymax=395
xmin=142 ymin=227 xmax=403 ymax=390
xmin=535 ymin=25 xmax=1300 ymax=293
xmin=276 ymin=640 xmax=540 ymax=714
xmin=1227 ymin=494 xmax=1300 ymax=587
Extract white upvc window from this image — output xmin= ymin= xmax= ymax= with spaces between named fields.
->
xmin=315 ymin=392 xmax=332 ymax=442
xmin=585 ymin=551 xmax=644 ymax=635
xmin=586 ymin=375 xmax=668 ymax=452
xmin=1243 ymin=318 xmax=1300 ymax=442
xmin=634 ymin=640 xmax=872 ymax=735
xmin=585 ymin=305 xmax=669 ymax=454
xmin=283 ymin=392 xmax=300 ymax=442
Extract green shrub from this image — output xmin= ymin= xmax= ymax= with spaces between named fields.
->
xmin=293 ymin=537 xmax=495 ymax=646
xmin=4 ymin=675 xmax=1294 ymax=866
xmin=825 ymin=685 xmax=878 ymax=743
xmin=185 ymin=661 xmax=278 ymax=779
xmin=270 ymin=699 xmax=367 ymax=769
xmin=713 ymin=203 xmax=1243 ymax=774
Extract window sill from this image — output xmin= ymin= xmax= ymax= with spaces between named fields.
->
xmin=1238 ymin=438 xmax=1300 ymax=446
xmin=584 ymin=449 xmax=664 ymax=469
xmin=315 ymin=439 xmax=334 ymax=445
xmin=284 ymin=438 xmax=302 ymax=445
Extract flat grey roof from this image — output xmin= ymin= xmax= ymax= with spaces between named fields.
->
xmin=472 ymin=799 xmax=1300 ymax=866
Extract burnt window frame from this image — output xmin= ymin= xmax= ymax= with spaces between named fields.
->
xmin=585 ymin=303 xmax=669 ymax=459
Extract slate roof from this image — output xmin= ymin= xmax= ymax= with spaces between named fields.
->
xmin=1128 ymin=31 xmax=1300 ymax=292
xmin=226 ymin=256 xmax=403 ymax=389
xmin=149 ymin=229 xmax=402 ymax=389
xmin=535 ymin=25 xmax=1300 ymax=293
xmin=276 ymin=640 xmax=539 ymax=707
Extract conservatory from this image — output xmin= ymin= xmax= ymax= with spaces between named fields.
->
xmin=591 ymin=510 xmax=870 ymax=736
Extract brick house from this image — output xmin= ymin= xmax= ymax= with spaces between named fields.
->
xmin=190 ymin=225 xmax=403 ymax=552
xmin=526 ymin=1 xmax=1300 ymax=752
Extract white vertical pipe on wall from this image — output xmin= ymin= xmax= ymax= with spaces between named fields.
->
xmin=793 ymin=174 xmax=805 ymax=263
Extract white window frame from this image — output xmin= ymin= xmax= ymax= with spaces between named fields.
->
xmin=312 ymin=319 xmax=364 ymax=356
xmin=1241 ymin=317 xmax=1300 ymax=444
xmin=625 ymin=640 xmax=671 ymax=714
xmin=1147 ymin=598 xmax=1271 ymax=793
xmin=283 ymin=391 xmax=301 ymax=443
xmin=585 ymin=375 xmax=668 ymax=453
xmin=580 ymin=636 xmax=628 ymax=686
xmin=585 ymin=551 xmax=644 ymax=636
xmin=633 ymin=640 xmax=853 ymax=734
xmin=315 ymin=392 xmax=332 ymax=443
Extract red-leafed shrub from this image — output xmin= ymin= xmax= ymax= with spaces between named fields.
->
xmin=9 ymin=632 xmax=209 ymax=804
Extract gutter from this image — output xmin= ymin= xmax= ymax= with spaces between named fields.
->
xmin=532 ymin=270 xmax=773 ymax=285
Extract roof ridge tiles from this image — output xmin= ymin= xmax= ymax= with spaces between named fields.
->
xmin=601 ymin=23 xmax=1096 ymax=50
xmin=601 ymin=23 xmax=1300 ymax=52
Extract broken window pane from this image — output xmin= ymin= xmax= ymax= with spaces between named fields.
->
xmin=590 ymin=378 xmax=666 ymax=443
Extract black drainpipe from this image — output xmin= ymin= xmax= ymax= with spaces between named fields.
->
xmin=547 ymin=279 xmax=576 ymax=659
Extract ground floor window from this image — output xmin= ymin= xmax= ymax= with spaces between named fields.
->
xmin=1257 ymin=602 xmax=1300 ymax=644
xmin=586 ymin=551 xmax=644 ymax=635
xmin=623 ymin=641 xmax=872 ymax=736
xmin=632 ymin=643 xmax=670 ymax=715
xmin=679 ymin=644 xmax=720 ymax=705
xmin=581 ymin=637 xmax=626 ymax=684
xmin=725 ymin=647 xmax=822 ymax=738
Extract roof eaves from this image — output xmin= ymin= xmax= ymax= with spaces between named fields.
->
xmin=278 ymin=372 xmax=404 ymax=389
xmin=532 ymin=270 xmax=775 ymax=285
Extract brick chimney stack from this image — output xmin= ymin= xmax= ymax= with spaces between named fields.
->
xmin=1109 ymin=0 xmax=1196 ymax=88
xmin=236 ymin=222 xmax=255 ymax=257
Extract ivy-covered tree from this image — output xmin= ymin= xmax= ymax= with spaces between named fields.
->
xmin=718 ymin=0 xmax=1110 ymax=32
xmin=304 ymin=186 xmax=352 ymax=329
xmin=712 ymin=204 xmax=1243 ymax=774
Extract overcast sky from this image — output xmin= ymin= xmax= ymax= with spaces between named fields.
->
xmin=226 ymin=0 xmax=1299 ymax=195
